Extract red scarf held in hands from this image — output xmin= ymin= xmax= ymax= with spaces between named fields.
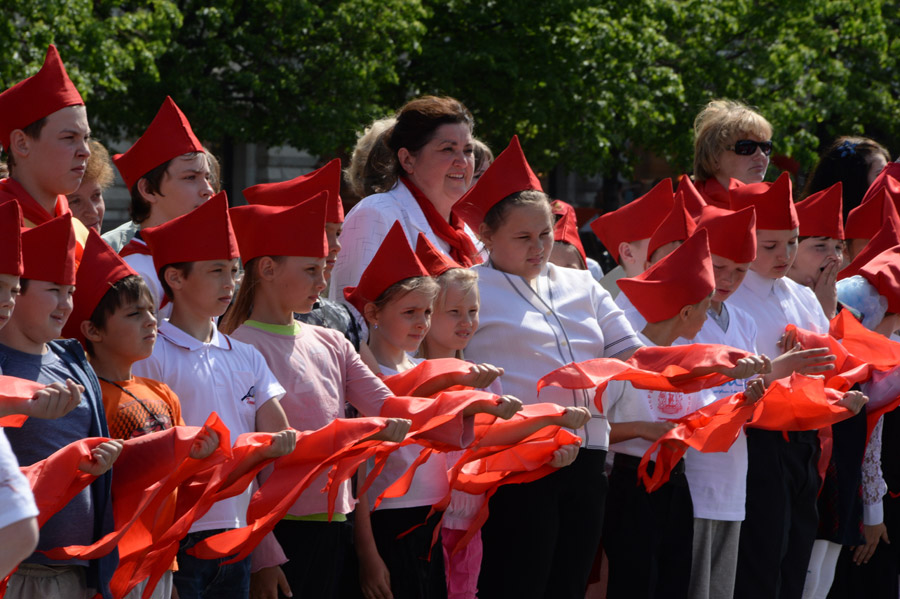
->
xmin=403 ymin=177 xmax=481 ymax=267
xmin=0 ymin=375 xmax=48 ymax=427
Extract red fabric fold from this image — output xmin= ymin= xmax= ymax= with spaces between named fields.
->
xmin=784 ymin=323 xmax=871 ymax=391
xmin=380 ymin=358 xmax=474 ymax=397
xmin=537 ymin=344 xmax=752 ymax=412
xmin=747 ymin=374 xmax=851 ymax=431
xmin=403 ymin=177 xmax=481 ymax=267
xmin=0 ymin=375 xmax=47 ymax=427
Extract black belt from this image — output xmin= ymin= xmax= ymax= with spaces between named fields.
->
xmin=613 ymin=452 xmax=685 ymax=475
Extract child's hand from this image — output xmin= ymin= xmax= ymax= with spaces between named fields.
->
xmin=250 ymin=565 xmax=292 ymax=599
xmin=813 ymin=256 xmax=840 ymax=319
xmin=457 ymin=363 xmax=504 ymax=389
xmin=27 ymin=379 xmax=83 ymax=420
xmin=740 ymin=378 xmax=766 ymax=405
xmin=189 ymin=426 xmax=220 ymax=460
xmin=548 ymin=441 xmax=580 ymax=468
xmin=369 ymin=418 xmax=412 ymax=443
xmin=837 ymin=390 xmax=868 ymax=415
xmin=717 ymin=355 xmax=769 ymax=380
xmin=557 ymin=406 xmax=591 ymax=430
xmin=768 ymin=345 xmax=835 ymax=381
xmin=479 ymin=395 xmax=523 ymax=420
xmin=262 ymin=430 xmax=297 ymax=459
xmin=78 ymin=440 xmax=124 ymax=476
xmin=359 ymin=547 xmax=393 ymax=599
xmin=638 ymin=421 xmax=677 ymax=442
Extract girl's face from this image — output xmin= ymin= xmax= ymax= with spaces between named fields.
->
xmin=710 ymin=254 xmax=750 ymax=303
xmin=426 ymin=282 xmax=479 ymax=356
xmin=787 ymin=237 xmax=843 ymax=289
xmin=370 ymin=289 xmax=434 ymax=354
xmin=751 ymin=228 xmax=799 ymax=279
xmin=867 ymin=153 xmax=888 ymax=186
xmin=324 ymin=223 xmax=342 ymax=278
xmin=481 ymin=201 xmax=554 ymax=282
xmin=273 ymin=256 xmax=327 ymax=314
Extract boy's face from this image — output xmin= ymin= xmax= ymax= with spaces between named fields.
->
xmin=6 ymin=280 xmax=74 ymax=353
xmin=94 ymin=294 xmax=157 ymax=362
xmin=145 ymin=153 xmax=214 ymax=224
xmin=172 ymin=258 xmax=239 ymax=318
xmin=0 ymin=273 xmax=21 ymax=330
xmin=18 ymin=105 xmax=91 ymax=196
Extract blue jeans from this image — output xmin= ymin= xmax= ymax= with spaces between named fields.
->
xmin=173 ymin=529 xmax=251 ymax=599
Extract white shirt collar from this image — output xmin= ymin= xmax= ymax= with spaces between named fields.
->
xmin=158 ymin=319 xmax=232 ymax=351
xmin=740 ymin=269 xmax=777 ymax=298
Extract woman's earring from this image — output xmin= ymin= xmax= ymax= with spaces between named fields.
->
xmin=372 ymin=323 xmax=379 ymax=330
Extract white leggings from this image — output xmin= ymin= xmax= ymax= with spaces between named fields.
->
xmin=802 ymin=539 xmax=842 ymax=599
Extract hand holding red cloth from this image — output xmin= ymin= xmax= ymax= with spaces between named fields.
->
xmin=0 ymin=375 xmax=51 ymax=427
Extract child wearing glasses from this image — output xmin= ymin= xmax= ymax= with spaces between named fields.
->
xmin=692 ymin=100 xmax=774 ymax=208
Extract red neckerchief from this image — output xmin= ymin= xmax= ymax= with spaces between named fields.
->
xmin=402 ymin=177 xmax=481 ymax=267
xmin=0 ymin=178 xmax=68 ymax=226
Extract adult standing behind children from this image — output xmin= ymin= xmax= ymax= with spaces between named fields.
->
xmin=692 ymin=100 xmax=773 ymax=208
xmin=66 ymin=140 xmax=114 ymax=234
xmin=112 ymin=96 xmax=214 ymax=315
xmin=330 ymin=96 xmax=482 ymax=304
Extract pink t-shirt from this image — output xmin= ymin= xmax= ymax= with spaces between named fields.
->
xmin=231 ymin=320 xmax=391 ymax=516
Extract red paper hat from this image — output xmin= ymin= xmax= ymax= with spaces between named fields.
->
xmin=845 ymin=188 xmax=900 ymax=241
xmin=729 ymin=172 xmax=797 ymax=230
xmin=795 ymin=182 xmax=844 ymax=240
xmin=551 ymin=200 xmax=587 ymax=267
xmin=646 ymin=195 xmax=697 ymax=262
xmin=0 ymin=45 xmax=84 ymax=150
xmin=861 ymin=164 xmax=900 ymax=210
xmin=839 ymin=219 xmax=900 ymax=280
xmin=590 ymin=179 xmax=675 ymax=262
xmin=142 ymin=192 xmax=238 ymax=273
xmin=454 ymin=135 xmax=543 ymax=231
xmin=343 ymin=221 xmax=430 ymax=314
xmin=618 ymin=229 xmax=714 ymax=324
xmin=674 ymin=175 xmax=707 ymax=220
xmin=243 ymin=158 xmax=344 ymax=223
xmin=415 ymin=233 xmax=461 ymax=276
xmin=20 ymin=213 xmax=76 ymax=285
xmin=0 ymin=201 xmax=23 ymax=276
xmin=858 ymin=245 xmax=900 ymax=313
xmin=62 ymin=229 xmax=138 ymax=344
xmin=230 ymin=191 xmax=329 ymax=262
xmin=696 ymin=205 xmax=757 ymax=264
xmin=112 ymin=97 xmax=204 ymax=190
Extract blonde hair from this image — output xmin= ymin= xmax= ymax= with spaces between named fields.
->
xmin=345 ymin=116 xmax=397 ymax=200
xmin=84 ymin=140 xmax=115 ymax=189
xmin=434 ymin=268 xmax=479 ymax=311
xmin=693 ymin=100 xmax=773 ymax=182
xmin=219 ymin=256 xmax=286 ymax=334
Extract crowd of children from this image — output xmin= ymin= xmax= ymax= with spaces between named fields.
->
xmin=3 ymin=44 xmax=900 ymax=599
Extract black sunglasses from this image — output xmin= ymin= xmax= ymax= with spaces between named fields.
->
xmin=728 ymin=139 xmax=773 ymax=156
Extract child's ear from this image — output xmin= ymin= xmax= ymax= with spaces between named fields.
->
xmin=137 ymin=178 xmax=159 ymax=204
xmin=81 ymin=320 xmax=103 ymax=343
xmin=478 ymin=223 xmax=493 ymax=250
xmin=164 ymin=266 xmax=186 ymax=291
xmin=257 ymin=257 xmax=277 ymax=281
xmin=363 ymin=302 xmax=379 ymax=327
xmin=619 ymin=242 xmax=634 ymax=265
xmin=679 ymin=303 xmax=694 ymax=322
xmin=8 ymin=129 xmax=30 ymax=160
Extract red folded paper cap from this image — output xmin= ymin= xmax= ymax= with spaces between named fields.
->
xmin=618 ymin=229 xmax=714 ymax=323
xmin=142 ymin=192 xmax=238 ymax=273
xmin=795 ymin=182 xmax=844 ymax=240
xmin=845 ymin=187 xmax=900 ymax=241
xmin=62 ymin=229 xmax=138 ymax=344
xmin=696 ymin=205 xmax=757 ymax=264
xmin=243 ymin=158 xmax=344 ymax=223
xmin=646 ymin=195 xmax=697 ymax=262
xmin=839 ymin=218 xmax=900 ymax=280
xmin=858 ymin=245 xmax=900 ymax=314
xmin=415 ymin=233 xmax=461 ymax=276
xmin=590 ymin=179 xmax=675 ymax=262
xmin=0 ymin=201 xmax=24 ymax=276
xmin=551 ymin=200 xmax=587 ymax=267
xmin=729 ymin=172 xmax=797 ymax=230
xmin=21 ymin=213 xmax=77 ymax=285
xmin=112 ymin=97 xmax=204 ymax=190
xmin=230 ymin=191 xmax=329 ymax=262
xmin=454 ymin=135 xmax=543 ymax=231
xmin=674 ymin=175 xmax=707 ymax=220
xmin=694 ymin=177 xmax=738 ymax=210
xmin=0 ymin=45 xmax=84 ymax=151
xmin=343 ymin=221 xmax=430 ymax=314
xmin=860 ymin=164 xmax=900 ymax=210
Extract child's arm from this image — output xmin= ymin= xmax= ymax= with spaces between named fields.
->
xmin=461 ymin=394 xmax=522 ymax=420
xmin=0 ymin=379 xmax=82 ymax=419
xmin=414 ymin=363 xmax=505 ymax=398
xmin=609 ymin=421 xmax=676 ymax=445
xmin=0 ymin=517 xmax=38 ymax=580
xmin=354 ymin=463 xmax=394 ymax=599
xmin=77 ymin=439 xmax=124 ymax=476
xmin=475 ymin=405 xmax=591 ymax=448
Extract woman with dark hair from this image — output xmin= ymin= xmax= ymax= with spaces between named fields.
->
xmin=330 ymin=96 xmax=482 ymax=307
xmin=800 ymin=136 xmax=890 ymax=221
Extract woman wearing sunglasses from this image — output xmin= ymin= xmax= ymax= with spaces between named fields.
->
xmin=692 ymin=100 xmax=774 ymax=208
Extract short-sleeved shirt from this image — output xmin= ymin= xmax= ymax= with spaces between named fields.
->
xmin=132 ymin=320 xmax=285 ymax=532
xmin=100 ymin=376 xmax=183 ymax=440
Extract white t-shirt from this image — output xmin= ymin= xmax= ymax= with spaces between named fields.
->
xmin=0 ymin=428 xmax=38 ymax=530
xmin=122 ymin=238 xmax=173 ymax=320
xmin=676 ymin=303 xmax=758 ymax=521
xmin=465 ymin=261 xmax=640 ymax=450
xmin=614 ymin=291 xmax=647 ymax=333
xmin=133 ymin=320 xmax=285 ymax=532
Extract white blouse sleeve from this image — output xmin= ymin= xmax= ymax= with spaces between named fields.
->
xmin=592 ymin=280 xmax=641 ymax=359
xmin=862 ymin=416 xmax=888 ymax=526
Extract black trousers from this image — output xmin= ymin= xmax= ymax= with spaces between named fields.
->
xmin=603 ymin=454 xmax=693 ymax=599
xmin=370 ymin=506 xmax=447 ymax=599
xmin=272 ymin=518 xmax=351 ymax=599
xmin=478 ymin=448 xmax=608 ymax=599
xmin=735 ymin=429 xmax=821 ymax=599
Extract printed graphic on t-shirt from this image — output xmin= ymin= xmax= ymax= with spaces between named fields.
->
xmin=109 ymin=396 xmax=175 ymax=439
xmin=644 ymin=389 xmax=691 ymax=419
